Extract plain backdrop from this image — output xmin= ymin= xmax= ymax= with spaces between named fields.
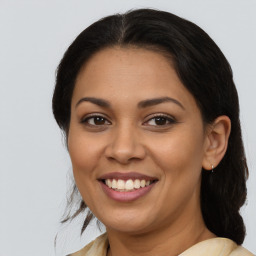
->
xmin=0 ymin=0 xmax=255 ymax=255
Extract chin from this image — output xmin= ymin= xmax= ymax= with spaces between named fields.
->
xmin=106 ymin=223 xmax=152 ymax=235
xmin=101 ymin=211 xmax=156 ymax=234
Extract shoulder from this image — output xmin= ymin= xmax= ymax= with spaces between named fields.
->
xmin=229 ymin=245 xmax=254 ymax=256
xmin=67 ymin=233 xmax=108 ymax=256
xmin=180 ymin=237 xmax=254 ymax=256
xmin=67 ymin=234 xmax=254 ymax=256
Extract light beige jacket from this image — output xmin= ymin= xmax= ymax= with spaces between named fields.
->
xmin=69 ymin=233 xmax=254 ymax=256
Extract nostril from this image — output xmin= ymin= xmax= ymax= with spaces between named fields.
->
xmin=104 ymin=136 xmax=146 ymax=164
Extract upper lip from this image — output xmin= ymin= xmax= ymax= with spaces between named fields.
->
xmin=98 ymin=172 xmax=158 ymax=181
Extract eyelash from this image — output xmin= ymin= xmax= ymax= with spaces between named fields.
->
xmin=144 ymin=114 xmax=176 ymax=127
xmin=80 ymin=113 xmax=176 ymax=128
xmin=81 ymin=114 xmax=111 ymax=127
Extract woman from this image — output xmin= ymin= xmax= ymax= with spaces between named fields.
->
xmin=52 ymin=9 xmax=253 ymax=256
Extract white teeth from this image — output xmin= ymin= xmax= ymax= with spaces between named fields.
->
xmin=134 ymin=179 xmax=140 ymax=189
xmin=104 ymin=178 xmax=152 ymax=191
xmin=117 ymin=179 xmax=125 ymax=190
xmin=125 ymin=179 xmax=134 ymax=190
xmin=112 ymin=179 xmax=117 ymax=189
xmin=106 ymin=179 xmax=112 ymax=188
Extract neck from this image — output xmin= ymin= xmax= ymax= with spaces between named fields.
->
xmin=106 ymin=209 xmax=215 ymax=256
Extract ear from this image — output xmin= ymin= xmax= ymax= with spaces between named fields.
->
xmin=202 ymin=115 xmax=231 ymax=171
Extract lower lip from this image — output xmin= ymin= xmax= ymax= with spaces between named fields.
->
xmin=100 ymin=181 xmax=156 ymax=202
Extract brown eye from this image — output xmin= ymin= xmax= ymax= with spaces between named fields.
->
xmin=146 ymin=115 xmax=176 ymax=126
xmin=82 ymin=115 xmax=111 ymax=126
xmin=154 ymin=117 xmax=168 ymax=125
xmin=92 ymin=116 xmax=106 ymax=125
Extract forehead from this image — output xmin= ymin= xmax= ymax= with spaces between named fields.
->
xmin=78 ymin=46 xmax=174 ymax=78
xmin=73 ymin=47 xmax=198 ymax=111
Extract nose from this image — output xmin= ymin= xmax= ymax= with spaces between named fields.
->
xmin=104 ymin=124 xmax=146 ymax=164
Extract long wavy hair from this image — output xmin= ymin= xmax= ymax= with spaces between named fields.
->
xmin=52 ymin=9 xmax=248 ymax=244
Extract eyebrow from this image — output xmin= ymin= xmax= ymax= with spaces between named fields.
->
xmin=75 ymin=97 xmax=111 ymax=108
xmin=138 ymin=97 xmax=185 ymax=110
xmin=75 ymin=96 xmax=185 ymax=110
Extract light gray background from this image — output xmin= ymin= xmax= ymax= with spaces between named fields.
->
xmin=0 ymin=1 xmax=255 ymax=255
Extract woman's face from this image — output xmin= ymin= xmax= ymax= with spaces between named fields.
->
xmin=68 ymin=47 xmax=209 ymax=234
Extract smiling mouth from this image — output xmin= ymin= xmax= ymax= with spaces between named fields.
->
xmin=99 ymin=173 xmax=158 ymax=201
xmin=102 ymin=179 xmax=157 ymax=192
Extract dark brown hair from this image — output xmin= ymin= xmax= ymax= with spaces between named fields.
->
xmin=52 ymin=9 xmax=248 ymax=244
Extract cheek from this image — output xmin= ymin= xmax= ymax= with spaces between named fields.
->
xmin=68 ymin=130 xmax=102 ymax=171
xmin=148 ymin=128 xmax=205 ymax=215
xmin=149 ymin=126 xmax=205 ymax=180
xmin=67 ymin=127 xmax=105 ymax=198
xmin=68 ymin=131 xmax=105 ymax=208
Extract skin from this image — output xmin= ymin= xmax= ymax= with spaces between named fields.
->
xmin=68 ymin=47 xmax=231 ymax=256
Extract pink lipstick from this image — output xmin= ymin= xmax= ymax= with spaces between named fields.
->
xmin=98 ymin=172 xmax=158 ymax=202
